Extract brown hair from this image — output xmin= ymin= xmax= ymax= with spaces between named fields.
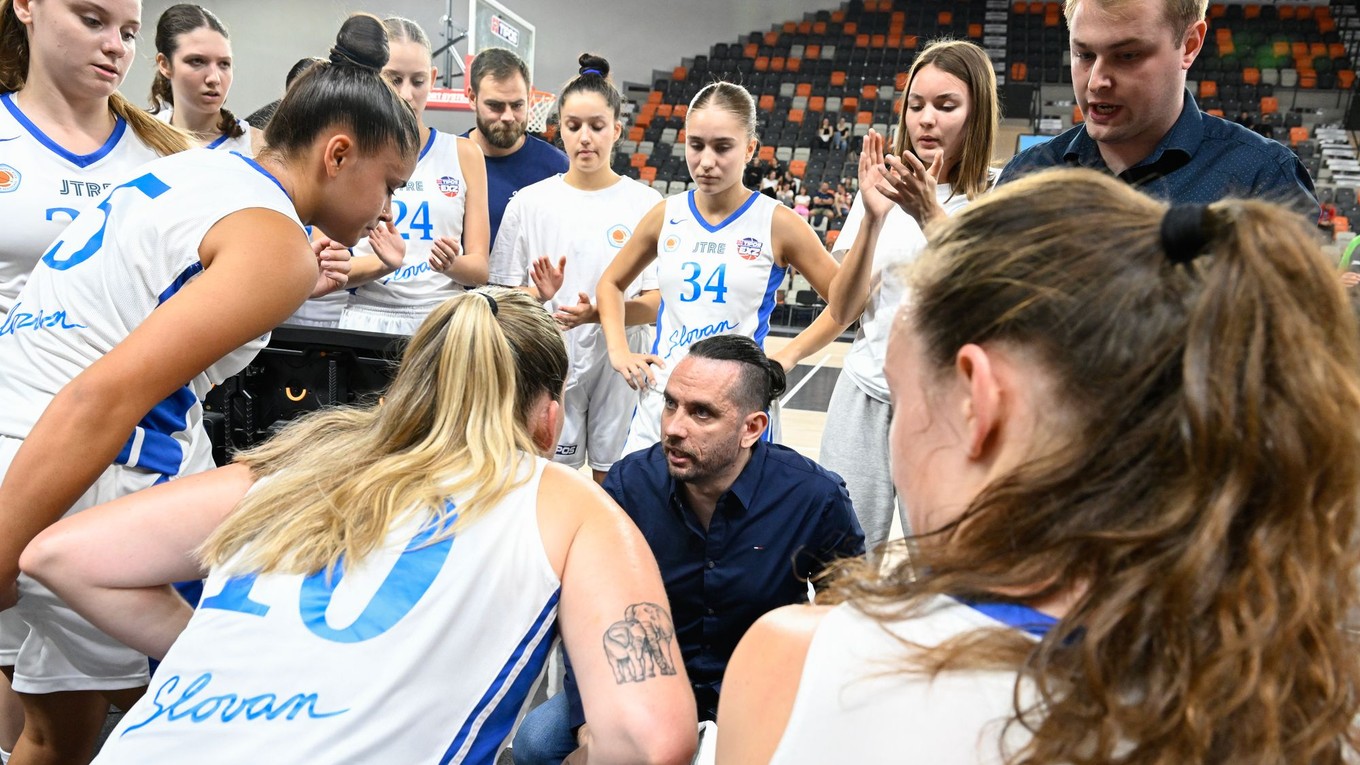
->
xmin=688 ymin=81 xmax=758 ymax=141
xmin=892 ymin=39 xmax=997 ymax=200
xmin=837 ymin=168 xmax=1360 ymax=763
xmin=1064 ymin=0 xmax=1209 ymax=43
xmin=149 ymin=4 xmax=242 ymax=140
xmin=0 ymin=0 xmax=189 ymax=156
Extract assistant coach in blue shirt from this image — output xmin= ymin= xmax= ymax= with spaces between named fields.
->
xmin=999 ymin=0 xmax=1317 ymax=219
xmin=511 ymin=335 xmax=864 ymax=765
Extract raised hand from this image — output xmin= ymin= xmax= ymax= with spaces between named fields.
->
xmin=856 ymin=130 xmax=897 ymax=222
xmin=366 ymin=220 xmax=406 ymax=270
xmin=610 ymin=347 xmax=665 ymax=391
xmin=553 ymin=292 xmax=598 ymax=329
xmin=530 ymin=255 xmax=566 ymax=301
xmin=428 ymin=236 xmax=462 ymax=275
xmin=880 ymin=146 xmax=947 ymax=227
xmin=311 ymin=238 xmax=352 ymax=297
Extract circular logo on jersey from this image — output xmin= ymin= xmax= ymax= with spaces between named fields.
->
xmin=736 ymin=236 xmax=763 ymax=261
xmin=663 ymin=235 xmax=681 ymax=253
xmin=436 ymin=176 xmax=462 ymax=198
xmin=0 ymin=165 xmax=20 ymax=193
xmin=606 ymin=224 xmax=632 ymax=249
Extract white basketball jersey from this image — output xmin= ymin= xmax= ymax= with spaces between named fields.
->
xmin=494 ymin=175 xmax=660 ymax=379
xmin=0 ymin=92 xmax=161 ymax=316
xmin=651 ymin=191 xmax=784 ymax=387
xmin=0 ymin=149 xmax=301 ymax=480
xmin=348 ymin=129 xmax=468 ymax=311
xmin=154 ymin=107 xmax=254 ymax=155
xmin=94 ymin=458 xmax=561 ymax=765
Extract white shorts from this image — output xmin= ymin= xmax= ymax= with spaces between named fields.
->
xmin=0 ymin=436 xmax=154 ymax=693
xmin=281 ymin=293 xmax=346 ymax=329
xmin=554 ymin=354 xmax=644 ymax=472
xmin=338 ymin=301 xmax=434 ymax=336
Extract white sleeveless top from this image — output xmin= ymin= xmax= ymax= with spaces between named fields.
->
xmin=835 ymin=184 xmax=974 ymax=402
xmin=493 ymin=174 xmax=661 ymax=379
xmin=651 ymin=190 xmax=784 ymax=390
xmin=769 ymin=598 xmax=1047 ymax=764
xmin=347 ymin=128 xmax=470 ymax=312
xmin=0 ymin=92 xmax=161 ymax=317
xmin=154 ymin=107 xmax=254 ymax=155
xmin=94 ymin=457 xmax=561 ymax=764
xmin=0 ymin=149 xmax=301 ymax=481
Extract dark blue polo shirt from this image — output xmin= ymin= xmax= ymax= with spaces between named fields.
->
xmin=565 ymin=440 xmax=864 ymax=726
xmin=460 ymin=131 xmax=568 ymax=252
xmin=998 ymin=89 xmax=1319 ymax=221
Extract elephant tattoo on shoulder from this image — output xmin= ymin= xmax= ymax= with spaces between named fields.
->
xmin=602 ymin=601 xmax=678 ymax=684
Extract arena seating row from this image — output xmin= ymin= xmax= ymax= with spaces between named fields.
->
xmin=572 ymin=0 xmax=1358 ymax=245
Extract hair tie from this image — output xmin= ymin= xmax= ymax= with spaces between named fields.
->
xmin=480 ymin=292 xmax=499 ymax=316
xmin=1160 ymin=204 xmax=1212 ymax=265
xmin=581 ymin=68 xmax=603 ymax=77
xmin=330 ymin=43 xmax=376 ymax=72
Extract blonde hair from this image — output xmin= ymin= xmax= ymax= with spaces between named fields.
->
xmin=835 ymin=169 xmax=1360 ymax=763
xmin=200 ymin=288 xmax=567 ymax=575
xmin=0 ymin=0 xmax=190 ymax=156
xmin=892 ymin=39 xmax=997 ymax=200
xmin=1063 ymin=0 xmax=1208 ymax=43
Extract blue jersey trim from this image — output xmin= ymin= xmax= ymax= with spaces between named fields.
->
xmin=441 ymin=590 xmax=560 ymax=764
xmin=1 ymin=92 xmax=129 ymax=168
xmin=958 ymin=599 xmax=1058 ymax=639
xmin=233 ymin=152 xmax=290 ymax=199
xmin=419 ymin=128 xmax=438 ymax=161
xmin=114 ymin=385 xmax=196 ymax=479
xmin=687 ymin=189 xmax=760 ymax=233
xmin=752 ymin=263 xmax=787 ymax=349
xmin=205 ymin=133 xmax=230 ymax=150
xmin=157 ymin=262 xmax=204 ymax=305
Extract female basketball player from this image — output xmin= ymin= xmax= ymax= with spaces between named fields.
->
xmin=596 ymin=81 xmax=875 ymax=450
xmin=494 ymin=53 xmax=661 ymax=482
xmin=0 ymin=0 xmax=191 ymax=757
xmin=0 ymin=14 xmax=419 ymax=763
xmin=148 ymin=4 xmax=257 ymax=154
xmin=719 ymin=170 xmax=1360 ymax=763
xmin=775 ymin=39 xmax=999 ymax=557
xmin=338 ymin=16 xmax=489 ymax=335
xmin=23 ymin=288 xmax=698 ymax=764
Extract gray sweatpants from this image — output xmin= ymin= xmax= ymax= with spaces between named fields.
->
xmin=819 ymin=371 xmax=908 ymax=560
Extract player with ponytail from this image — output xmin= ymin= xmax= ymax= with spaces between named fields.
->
xmin=147 ymin=4 xmax=256 ymax=154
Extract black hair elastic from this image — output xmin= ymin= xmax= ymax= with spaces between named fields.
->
xmin=480 ymin=292 xmax=499 ymax=316
xmin=330 ymin=44 xmax=377 ymax=72
xmin=1160 ymin=204 xmax=1212 ymax=265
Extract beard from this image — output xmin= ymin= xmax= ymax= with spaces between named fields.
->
xmin=477 ymin=114 xmax=526 ymax=149
xmin=664 ymin=436 xmax=741 ymax=485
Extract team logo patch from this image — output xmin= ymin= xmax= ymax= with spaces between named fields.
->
xmin=663 ymin=235 xmax=681 ymax=253
xmin=606 ymin=224 xmax=632 ymax=248
xmin=436 ymin=176 xmax=462 ymax=198
xmin=736 ymin=237 xmax=763 ymax=261
xmin=0 ymin=165 xmax=20 ymax=193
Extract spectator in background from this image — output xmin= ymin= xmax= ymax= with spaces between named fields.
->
xmin=817 ymin=117 xmax=834 ymax=149
xmin=832 ymin=117 xmax=849 ymax=151
xmin=810 ymin=181 xmax=836 ymax=226
xmin=777 ymin=180 xmax=795 ymax=207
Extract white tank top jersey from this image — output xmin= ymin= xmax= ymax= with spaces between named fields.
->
xmin=494 ymin=175 xmax=661 ymax=380
xmin=153 ymin=107 xmax=254 ymax=154
xmin=0 ymin=149 xmax=301 ymax=481
xmin=651 ymin=190 xmax=784 ymax=390
xmin=347 ymin=128 xmax=468 ymax=311
xmin=0 ymin=92 xmax=161 ymax=317
xmin=94 ymin=458 xmax=562 ymax=765
xmin=835 ymin=183 xmax=974 ymax=402
xmin=770 ymin=597 xmax=1049 ymax=764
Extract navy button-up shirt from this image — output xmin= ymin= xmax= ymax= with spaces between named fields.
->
xmin=999 ymin=89 xmax=1319 ymax=220
xmin=566 ymin=440 xmax=864 ymax=726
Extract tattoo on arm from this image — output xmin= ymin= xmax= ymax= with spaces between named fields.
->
xmin=601 ymin=602 xmax=678 ymax=684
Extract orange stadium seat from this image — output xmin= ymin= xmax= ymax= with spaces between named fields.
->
xmin=788 ymin=108 xmax=805 ymax=123
xmin=1280 ymin=5 xmax=1296 ymax=20
xmin=808 ymin=96 xmax=825 ymax=112
xmin=1072 ymin=105 xmax=1084 ymax=123
xmin=938 ymin=11 xmax=953 ymax=25
xmin=862 ymin=84 xmax=878 ymax=100
xmin=744 ymin=43 xmax=758 ymax=58
xmin=656 ymin=104 xmax=673 ymax=118
xmin=759 ymin=94 xmax=775 ymax=111
xmin=831 ymin=9 xmax=845 ymax=22
xmin=1339 ymin=70 xmax=1356 ymax=90
xmin=1209 ymin=4 xmax=1226 ymax=19
xmin=1242 ymin=68 xmax=1260 ymax=85
xmin=896 ymin=72 xmax=910 ymax=89
xmin=829 ymin=72 xmax=846 ymax=87
xmin=1260 ymin=96 xmax=1279 ymax=114
xmin=647 ymin=91 xmax=662 ymax=104
xmin=855 ymin=34 xmax=870 ymax=47
xmin=764 ymin=31 xmax=778 ymax=46
xmin=843 ymin=21 xmax=857 ymax=35
xmin=871 ymin=34 xmax=886 ymax=48
xmin=628 ymin=126 xmax=645 ymax=142
xmin=639 ymin=166 xmax=656 ymax=182
xmin=856 ymin=111 xmax=873 ymax=124
xmin=1198 ymin=80 xmax=1217 ymax=99
xmin=789 ymin=160 xmax=807 ymax=177
xmin=783 ymin=21 xmax=796 ymax=33
xmin=812 ymin=21 xmax=827 ymax=35
xmin=755 ymin=57 xmax=769 ymax=72
xmin=796 ymin=82 xmax=813 ymax=96
xmin=841 ymin=96 xmax=859 ymax=112
xmin=1243 ymin=4 xmax=1259 ymax=19
xmin=1011 ymin=62 xmax=1028 ymax=82
xmin=771 ymin=57 xmax=786 ymax=72
xmin=805 ymin=44 xmax=821 ymax=59
xmin=673 ymin=104 xmax=687 ymax=120
xmin=787 ymin=57 xmax=802 ymax=73
xmin=672 ymin=66 xmax=687 ymax=81
xmin=758 ymin=145 xmax=776 ymax=162
xmin=969 ymin=24 xmax=983 ymax=38
xmin=798 ymin=20 xmax=812 ymax=34
xmin=1289 ymin=126 xmax=1310 ymax=146
xmin=631 ymin=153 xmax=648 ymax=168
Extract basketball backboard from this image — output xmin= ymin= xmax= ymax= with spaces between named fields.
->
xmin=468 ymin=0 xmax=536 ymax=82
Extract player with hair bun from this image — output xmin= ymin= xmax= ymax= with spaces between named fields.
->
xmin=338 ymin=15 xmax=490 ymax=335
xmin=493 ymin=53 xmax=661 ymax=482
xmin=147 ymin=4 xmax=257 ymax=154
xmin=0 ymin=13 xmax=418 ymax=762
